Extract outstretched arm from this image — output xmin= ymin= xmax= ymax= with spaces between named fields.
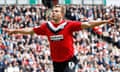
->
xmin=81 ymin=18 xmax=114 ymax=29
xmin=3 ymin=27 xmax=34 ymax=35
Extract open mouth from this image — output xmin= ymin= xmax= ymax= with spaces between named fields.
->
xmin=52 ymin=15 xmax=55 ymax=18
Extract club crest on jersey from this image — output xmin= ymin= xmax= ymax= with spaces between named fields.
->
xmin=50 ymin=35 xmax=64 ymax=41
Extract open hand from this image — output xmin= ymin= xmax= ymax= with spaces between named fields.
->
xmin=2 ymin=28 xmax=17 ymax=35
xmin=107 ymin=18 xmax=115 ymax=24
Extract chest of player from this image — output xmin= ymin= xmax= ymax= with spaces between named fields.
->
xmin=46 ymin=21 xmax=71 ymax=41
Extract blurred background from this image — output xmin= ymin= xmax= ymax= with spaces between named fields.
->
xmin=0 ymin=0 xmax=120 ymax=72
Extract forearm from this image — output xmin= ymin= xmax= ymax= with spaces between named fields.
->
xmin=89 ymin=20 xmax=108 ymax=28
xmin=81 ymin=20 xmax=108 ymax=29
xmin=14 ymin=28 xmax=34 ymax=35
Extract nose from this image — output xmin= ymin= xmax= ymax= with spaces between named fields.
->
xmin=52 ymin=12 xmax=56 ymax=16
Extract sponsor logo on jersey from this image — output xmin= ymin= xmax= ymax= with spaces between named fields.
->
xmin=50 ymin=35 xmax=64 ymax=41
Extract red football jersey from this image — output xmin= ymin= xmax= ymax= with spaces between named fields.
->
xmin=33 ymin=20 xmax=82 ymax=62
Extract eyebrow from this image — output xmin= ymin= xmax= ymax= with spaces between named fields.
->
xmin=52 ymin=10 xmax=60 ymax=12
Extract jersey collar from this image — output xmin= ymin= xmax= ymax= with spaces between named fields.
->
xmin=47 ymin=20 xmax=67 ymax=34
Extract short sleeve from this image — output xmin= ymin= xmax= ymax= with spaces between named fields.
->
xmin=33 ymin=23 xmax=46 ymax=35
xmin=68 ymin=21 xmax=82 ymax=32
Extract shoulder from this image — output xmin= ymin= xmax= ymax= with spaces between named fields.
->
xmin=34 ymin=21 xmax=47 ymax=29
xmin=41 ymin=21 xmax=48 ymax=25
xmin=65 ymin=20 xmax=81 ymax=25
xmin=39 ymin=21 xmax=48 ymax=27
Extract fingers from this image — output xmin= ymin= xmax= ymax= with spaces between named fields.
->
xmin=110 ymin=18 xmax=115 ymax=22
xmin=107 ymin=18 xmax=115 ymax=24
xmin=2 ymin=28 xmax=8 ymax=32
xmin=109 ymin=22 xmax=114 ymax=25
xmin=2 ymin=28 xmax=14 ymax=35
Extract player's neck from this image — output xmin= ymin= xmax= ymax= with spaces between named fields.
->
xmin=52 ymin=18 xmax=63 ymax=24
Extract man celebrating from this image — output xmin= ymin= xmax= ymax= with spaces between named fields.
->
xmin=4 ymin=5 xmax=114 ymax=72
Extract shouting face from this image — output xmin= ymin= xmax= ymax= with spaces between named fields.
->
xmin=51 ymin=7 xmax=64 ymax=22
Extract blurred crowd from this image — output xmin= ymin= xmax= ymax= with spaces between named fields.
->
xmin=0 ymin=4 xmax=120 ymax=72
